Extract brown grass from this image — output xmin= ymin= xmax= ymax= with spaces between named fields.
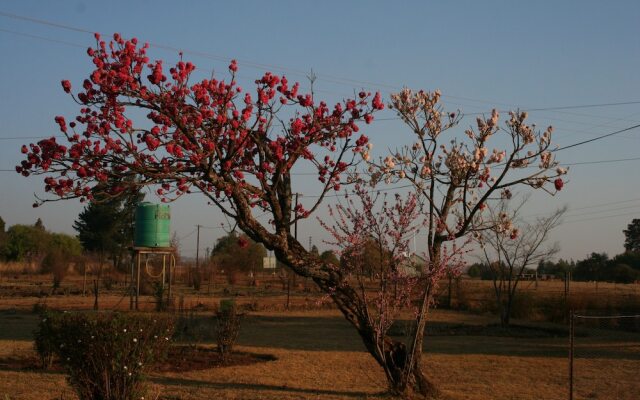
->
xmin=1 ymin=341 xmax=638 ymax=400
xmin=1 ymin=275 xmax=639 ymax=399
xmin=1 ymin=307 xmax=639 ymax=400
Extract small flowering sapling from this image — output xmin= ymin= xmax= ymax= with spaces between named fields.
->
xmin=476 ymin=197 xmax=567 ymax=327
xmin=320 ymin=184 xmax=468 ymax=396
xmin=361 ymin=89 xmax=567 ymax=396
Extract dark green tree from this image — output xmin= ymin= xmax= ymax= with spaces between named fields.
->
xmin=0 ymin=216 xmax=6 ymax=260
xmin=573 ymin=253 xmax=609 ymax=281
xmin=623 ymin=219 xmax=640 ymax=253
xmin=41 ymin=232 xmax=83 ymax=290
xmin=211 ymin=232 xmax=266 ymax=274
xmin=5 ymin=224 xmax=49 ymax=263
xmin=34 ymin=218 xmax=46 ymax=231
xmin=537 ymin=258 xmax=574 ymax=278
xmin=319 ymin=250 xmax=339 ymax=266
xmin=73 ymin=187 xmax=143 ymax=271
xmin=612 ymin=252 xmax=640 ymax=271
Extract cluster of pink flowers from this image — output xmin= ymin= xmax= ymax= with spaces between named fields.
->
xmin=17 ymin=33 xmax=384 ymax=209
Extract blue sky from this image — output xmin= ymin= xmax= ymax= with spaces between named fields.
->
xmin=1 ymin=1 xmax=639 ymax=260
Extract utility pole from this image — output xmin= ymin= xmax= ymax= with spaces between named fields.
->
xmin=195 ymin=224 xmax=201 ymax=288
xmin=294 ymin=193 xmax=299 ymax=239
xmin=286 ymin=193 xmax=302 ymax=309
xmin=206 ymin=246 xmax=211 ymax=294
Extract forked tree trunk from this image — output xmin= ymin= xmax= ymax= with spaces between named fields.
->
xmin=93 ymin=279 xmax=99 ymax=310
xmin=356 ymin=327 xmax=439 ymax=398
xmin=310 ymin=271 xmax=440 ymax=399
xmin=269 ymin=233 xmax=445 ymax=398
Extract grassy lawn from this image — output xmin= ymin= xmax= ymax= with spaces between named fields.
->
xmin=0 ymin=305 xmax=638 ymax=400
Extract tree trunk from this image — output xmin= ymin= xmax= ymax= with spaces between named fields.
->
xmin=275 ymin=239 xmax=443 ymax=398
xmin=82 ymin=262 xmax=87 ymax=297
xmin=93 ymin=279 xmax=99 ymax=310
xmin=325 ymin=281 xmax=440 ymax=398
xmin=358 ymin=331 xmax=439 ymax=398
xmin=500 ymin=307 xmax=509 ymax=327
xmin=446 ymin=273 xmax=452 ymax=309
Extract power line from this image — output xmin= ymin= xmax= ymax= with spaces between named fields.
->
xmin=376 ymin=101 xmax=640 ymax=121
xmin=567 ymin=197 xmax=640 ymax=212
xmin=524 ymin=197 xmax=640 ymax=219
xmin=3 ymin=10 xmax=640 ymax=118
xmin=563 ymin=210 xmax=639 ymax=224
xmin=0 ymin=27 xmax=86 ymax=48
xmin=2 ymin=154 xmax=640 ymax=175
xmin=563 ymin=156 xmax=640 ymax=166
xmin=3 ymin=12 xmax=640 ymax=144
xmin=554 ymin=124 xmax=640 ymax=152
xmin=0 ymin=136 xmax=63 ymax=140
xmin=177 ymin=228 xmax=196 ymax=241
xmin=564 ymin=204 xmax=640 ymax=219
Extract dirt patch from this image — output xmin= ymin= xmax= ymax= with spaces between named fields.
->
xmin=0 ymin=346 xmax=276 ymax=373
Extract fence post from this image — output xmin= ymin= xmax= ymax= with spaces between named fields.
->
xmin=569 ymin=310 xmax=574 ymax=400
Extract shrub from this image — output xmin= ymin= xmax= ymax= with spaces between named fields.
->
xmin=102 ymin=274 xmax=115 ymax=290
xmin=33 ymin=311 xmax=59 ymax=369
xmin=153 ymin=282 xmax=172 ymax=312
xmin=41 ymin=248 xmax=67 ymax=290
xmin=216 ymin=299 xmax=242 ymax=360
xmin=37 ymin=311 xmax=174 ymax=400
xmin=192 ymin=268 xmax=202 ymax=291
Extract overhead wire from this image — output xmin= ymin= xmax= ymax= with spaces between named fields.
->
xmin=563 ymin=204 xmax=640 ymax=219
xmin=3 ymin=11 xmax=640 ymax=150
xmin=554 ymin=124 xmax=640 ymax=152
xmin=2 ymin=9 xmax=639 ymax=220
xmin=562 ymin=210 xmax=640 ymax=224
xmin=3 ymin=10 xmax=640 ymax=117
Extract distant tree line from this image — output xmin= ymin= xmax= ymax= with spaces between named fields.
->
xmin=0 ymin=217 xmax=81 ymax=265
xmin=468 ymin=218 xmax=640 ymax=284
xmin=469 ymin=253 xmax=640 ymax=284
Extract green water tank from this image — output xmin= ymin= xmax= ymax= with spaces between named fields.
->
xmin=134 ymin=202 xmax=171 ymax=248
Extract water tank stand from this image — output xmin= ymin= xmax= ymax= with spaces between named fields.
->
xmin=129 ymin=246 xmax=176 ymax=311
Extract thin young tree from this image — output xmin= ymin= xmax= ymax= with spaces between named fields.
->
xmin=16 ymin=34 xmax=565 ymax=397
xmin=476 ymin=197 xmax=566 ymax=327
xmin=321 ymin=184 xmax=467 ymax=395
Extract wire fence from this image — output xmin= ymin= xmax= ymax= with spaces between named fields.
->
xmin=569 ymin=313 xmax=640 ymax=400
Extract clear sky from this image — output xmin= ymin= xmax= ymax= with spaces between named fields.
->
xmin=1 ymin=1 xmax=639 ymax=261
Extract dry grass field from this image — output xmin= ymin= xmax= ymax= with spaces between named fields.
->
xmin=0 ymin=271 xmax=639 ymax=399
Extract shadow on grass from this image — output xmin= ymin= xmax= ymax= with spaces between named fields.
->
xmin=0 ymin=310 xmax=39 ymax=340
xmin=153 ymin=375 xmax=389 ymax=399
xmin=3 ymin=310 xmax=638 ymax=360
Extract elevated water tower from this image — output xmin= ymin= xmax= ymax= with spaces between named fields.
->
xmin=130 ymin=202 xmax=175 ymax=310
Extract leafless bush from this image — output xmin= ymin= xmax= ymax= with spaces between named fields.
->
xmin=216 ymin=299 xmax=242 ymax=361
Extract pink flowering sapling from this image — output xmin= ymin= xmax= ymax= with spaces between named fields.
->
xmin=320 ymin=183 xmax=468 ymax=395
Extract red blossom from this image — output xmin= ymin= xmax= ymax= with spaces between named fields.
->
xmin=554 ymin=178 xmax=564 ymax=191
xmin=17 ymin=32 xmax=383 ymax=209
xmin=238 ymin=236 xmax=249 ymax=248
xmin=61 ymin=80 xmax=72 ymax=93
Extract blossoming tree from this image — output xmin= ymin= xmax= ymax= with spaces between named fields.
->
xmin=17 ymin=33 xmax=566 ymax=398
xmin=320 ymin=184 xmax=468 ymax=396
xmin=357 ymin=88 xmax=566 ymax=396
